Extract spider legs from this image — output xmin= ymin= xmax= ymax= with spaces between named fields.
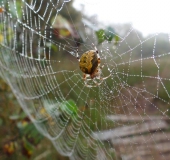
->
xmin=76 ymin=48 xmax=80 ymax=62
xmin=92 ymin=43 xmax=101 ymax=70
xmin=83 ymin=73 xmax=111 ymax=88
xmin=84 ymin=79 xmax=103 ymax=88
xmin=83 ymin=74 xmax=97 ymax=87
xmin=100 ymin=74 xmax=111 ymax=80
xmin=83 ymin=74 xmax=95 ymax=88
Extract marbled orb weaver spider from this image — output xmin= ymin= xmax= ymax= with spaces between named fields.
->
xmin=76 ymin=45 xmax=110 ymax=87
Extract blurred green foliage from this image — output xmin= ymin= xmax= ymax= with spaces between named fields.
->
xmin=0 ymin=78 xmax=69 ymax=160
xmin=95 ymin=27 xmax=119 ymax=44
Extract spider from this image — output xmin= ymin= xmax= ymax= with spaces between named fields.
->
xmin=76 ymin=45 xmax=110 ymax=87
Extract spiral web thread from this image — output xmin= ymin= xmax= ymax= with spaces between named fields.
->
xmin=1 ymin=0 xmax=170 ymax=160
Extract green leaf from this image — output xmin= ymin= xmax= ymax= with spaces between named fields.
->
xmin=96 ymin=27 xmax=117 ymax=44
xmin=104 ymin=26 xmax=115 ymax=42
xmin=60 ymin=99 xmax=78 ymax=117
xmin=23 ymin=138 xmax=34 ymax=150
xmin=9 ymin=115 xmax=20 ymax=120
xmin=50 ymin=43 xmax=58 ymax=52
xmin=114 ymin=35 xmax=120 ymax=45
xmin=20 ymin=123 xmax=44 ymax=145
xmin=95 ymin=29 xmax=105 ymax=44
xmin=9 ymin=112 xmax=27 ymax=120
xmin=22 ymin=138 xmax=34 ymax=157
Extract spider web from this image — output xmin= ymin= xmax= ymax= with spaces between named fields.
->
xmin=1 ymin=0 xmax=170 ymax=160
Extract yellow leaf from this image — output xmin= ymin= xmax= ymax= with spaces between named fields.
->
xmin=0 ymin=34 xmax=4 ymax=43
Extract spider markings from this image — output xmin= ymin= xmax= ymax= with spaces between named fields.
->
xmin=76 ymin=47 xmax=110 ymax=87
xmin=79 ymin=50 xmax=99 ymax=78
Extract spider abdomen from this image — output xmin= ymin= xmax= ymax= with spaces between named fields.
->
xmin=79 ymin=50 xmax=98 ymax=74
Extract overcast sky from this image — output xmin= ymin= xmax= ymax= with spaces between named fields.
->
xmin=73 ymin=0 xmax=170 ymax=36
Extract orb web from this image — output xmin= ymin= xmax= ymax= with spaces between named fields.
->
xmin=0 ymin=0 xmax=170 ymax=160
